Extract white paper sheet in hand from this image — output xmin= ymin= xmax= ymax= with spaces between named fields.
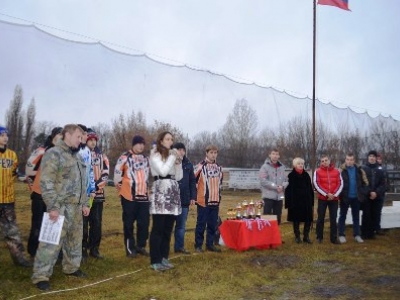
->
xmin=38 ymin=212 xmax=65 ymax=245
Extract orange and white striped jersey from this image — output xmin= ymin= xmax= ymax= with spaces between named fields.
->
xmin=114 ymin=151 xmax=149 ymax=201
xmin=91 ymin=148 xmax=109 ymax=200
xmin=0 ymin=147 xmax=18 ymax=204
xmin=195 ymin=159 xmax=223 ymax=207
xmin=26 ymin=146 xmax=46 ymax=194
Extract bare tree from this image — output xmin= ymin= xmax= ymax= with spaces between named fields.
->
xmin=20 ymin=98 xmax=36 ymax=167
xmin=219 ymin=99 xmax=258 ymax=167
xmin=92 ymin=122 xmax=111 ymax=154
xmin=5 ymin=85 xmax=24 ymax=151
xmin=190 ymin=131 xmax=219 ymax=164
xmin=31 ymin=121 xmax=60 ymax=149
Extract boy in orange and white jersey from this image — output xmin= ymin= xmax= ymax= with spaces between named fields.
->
xmin=114 ymin=135 xmax=150 ymax=257
xmin=194 ymin=145 xmax=223 ymax=253
xmin=82 ymin=129 xmax=109 ymax=259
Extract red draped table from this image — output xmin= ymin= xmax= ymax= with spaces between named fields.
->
xmin=219 ymin=219 xmax=282 ymax=251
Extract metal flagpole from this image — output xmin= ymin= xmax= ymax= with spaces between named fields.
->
xmin=312 ymin=0 xmax=317 ymax=175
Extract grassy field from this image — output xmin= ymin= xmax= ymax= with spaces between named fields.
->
xmin=1 ymin=182 xmax=400 ymax=300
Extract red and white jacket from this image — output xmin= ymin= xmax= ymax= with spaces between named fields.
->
xmin=313 ymin=164 xmax=343 ymax=201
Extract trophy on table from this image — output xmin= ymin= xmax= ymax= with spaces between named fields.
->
xmin=241 ymin=199 xmax=248 ymax=219
xmin=256 ymin=200 xmax=264 ymax=218
xmin=248 ymin=199 xmax=255 ymax=219
xmin=227 ymin=208 xmax=236 ymax=220
xmin=235 ymin=202 xmax=242 ymax=220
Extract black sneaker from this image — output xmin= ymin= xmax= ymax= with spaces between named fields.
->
xmin=36 ymin=281 xmax=50 ymax=291
xmin=175 ymin=248 xmax=191 ymax=254
xmin=317 ymin=238 xmax=323 ymax=244
xmin=66 ymin=269 xmax=87 ymax=278
xmin=194 ymin=247 xmax=203 ymax=253
xmin=206 ymin=245 xmax=222 ymax=252
xmin=136 ymin=247 xmax=149 ymax=256
xmin=126 ymin=250 xmax=137 ymax=258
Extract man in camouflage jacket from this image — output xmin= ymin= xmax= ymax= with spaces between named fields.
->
xmin=32 ymin=124 xmax=90 ymax=291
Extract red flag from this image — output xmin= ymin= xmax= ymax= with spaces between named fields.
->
xmin=318 ymin=0 xmax=350 ymax=11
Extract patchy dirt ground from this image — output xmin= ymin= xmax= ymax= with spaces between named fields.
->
xmin=249 ymin=254 xmax=302 ymax=268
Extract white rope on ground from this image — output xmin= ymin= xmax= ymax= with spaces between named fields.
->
xmin=18 ymin=248 xmax=280 ymax=299
xmin=18 ymin=256 xmax=187 ymax=300
xmin=18 ymin=269 xmax=142 ymax=300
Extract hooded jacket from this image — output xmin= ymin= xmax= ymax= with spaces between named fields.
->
xmin=40 ymin=139 xmax=88 ymax=211
xmin=259 ymin=159 xmax=288 ymax=200
xmin=178 ymin=155 xmax=197 ymax=208
xmin=361 ymin=163 xmax=386 ymax=200
xmin=339 ymin=163 xmax=369 ymax=203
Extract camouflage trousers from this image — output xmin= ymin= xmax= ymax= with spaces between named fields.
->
xmin=32 ymin=203 xmax=83 ymax=284
xmin=0 ymin=203 xmax=28 ymax=264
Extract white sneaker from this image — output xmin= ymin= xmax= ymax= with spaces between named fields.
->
xmin=338 ymin=236 xmax=347 ymax=244
xmin=354 ymin=236 xmax=364 ymax=243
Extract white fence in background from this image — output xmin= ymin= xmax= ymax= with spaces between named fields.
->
xmin=227 ymin=169 xmax=260 ymax=190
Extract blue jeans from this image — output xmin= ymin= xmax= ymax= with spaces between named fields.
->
xmin=174 ymin=207 xmax=189 ymax=251
xmin=195 ymin=206 xmax=219 ymax=249
xmin=338 ymin=197 xmax=361 ymax=237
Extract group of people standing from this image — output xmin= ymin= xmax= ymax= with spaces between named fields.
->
xmin=260 ymin=149 xmax=387 ymax=245
xmin=0 ymin=124 xmax=224 ymax=291
xmin=0 ymin=123 xmax=389 ymax=292
xmin=114 ymin=133 xmax=223 ymax=272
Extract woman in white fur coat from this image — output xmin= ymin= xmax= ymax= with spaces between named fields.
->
xmin=149 ymin=131 xmax=183 ymax=271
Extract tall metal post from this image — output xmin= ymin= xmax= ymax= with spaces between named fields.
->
xmin=312 ymin=0 xmax=317 ymax=174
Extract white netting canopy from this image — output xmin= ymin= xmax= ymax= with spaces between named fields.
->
xmin=0 ymin=20 xmax=399 ymax=136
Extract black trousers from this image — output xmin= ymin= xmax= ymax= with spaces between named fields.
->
xmin=83 ymin=201 xmax=104 ymax=253
xmin=149 ymin=214 xmax=175 ymax=265
xmin=316 ymin=200 xmax=338 ymax=242
xmin=293 ymin=221 xmax=312 ymax=238
xmin=27 ymin=192 xmax=47 ymax=257
xmin=121 ymin=198 xmax=150 ymax=255
xmin=263 ymin=198 xmax=283 ymax=225
xmin=361 ymin=198 xmax=381 ymax=238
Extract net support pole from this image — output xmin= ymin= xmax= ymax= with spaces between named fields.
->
xmin=312 ymin=0 xmax=317 ymax=175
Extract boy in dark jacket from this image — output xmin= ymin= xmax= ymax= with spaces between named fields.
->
xmin=361 ymin=150 xmax=386 ymax=239
xmin=173 ymin=143 xmax=197 ymax=254
xmin=338 ymin=153 xmax=369 ymax=243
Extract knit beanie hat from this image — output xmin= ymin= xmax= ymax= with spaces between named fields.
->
xmin=368 ymin=150 xmax=378 ymax=157
xmin=0 ymin=126 xmax=9 ymax=135
xmin=87 ymin=128 xmax=98 ymax=141
xmin=173 ymin=142 xmax=186 ymax=151
xmin=132 ymin=135 xmax=145 ymax=146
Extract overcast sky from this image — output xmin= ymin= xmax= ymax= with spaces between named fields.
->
xmin=0 ymin=0 xmax=399 ymax=136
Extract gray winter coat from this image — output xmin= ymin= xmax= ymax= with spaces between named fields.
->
xmin=259 ymin=159 xmax=288 ymax=201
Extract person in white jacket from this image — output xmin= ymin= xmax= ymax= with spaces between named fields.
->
xmin=149 ymin=131 xmax=183 ymax=272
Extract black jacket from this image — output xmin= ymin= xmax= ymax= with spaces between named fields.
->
xmin=361 ymin=163 xmax=386 ymax=200
xmin=178 ymin=155 xmax=197 ymax=208
xmin=339 ymin=164 xmax=369 ymax=203
xmin=284 ymin=169 xmax=314 ymax=222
